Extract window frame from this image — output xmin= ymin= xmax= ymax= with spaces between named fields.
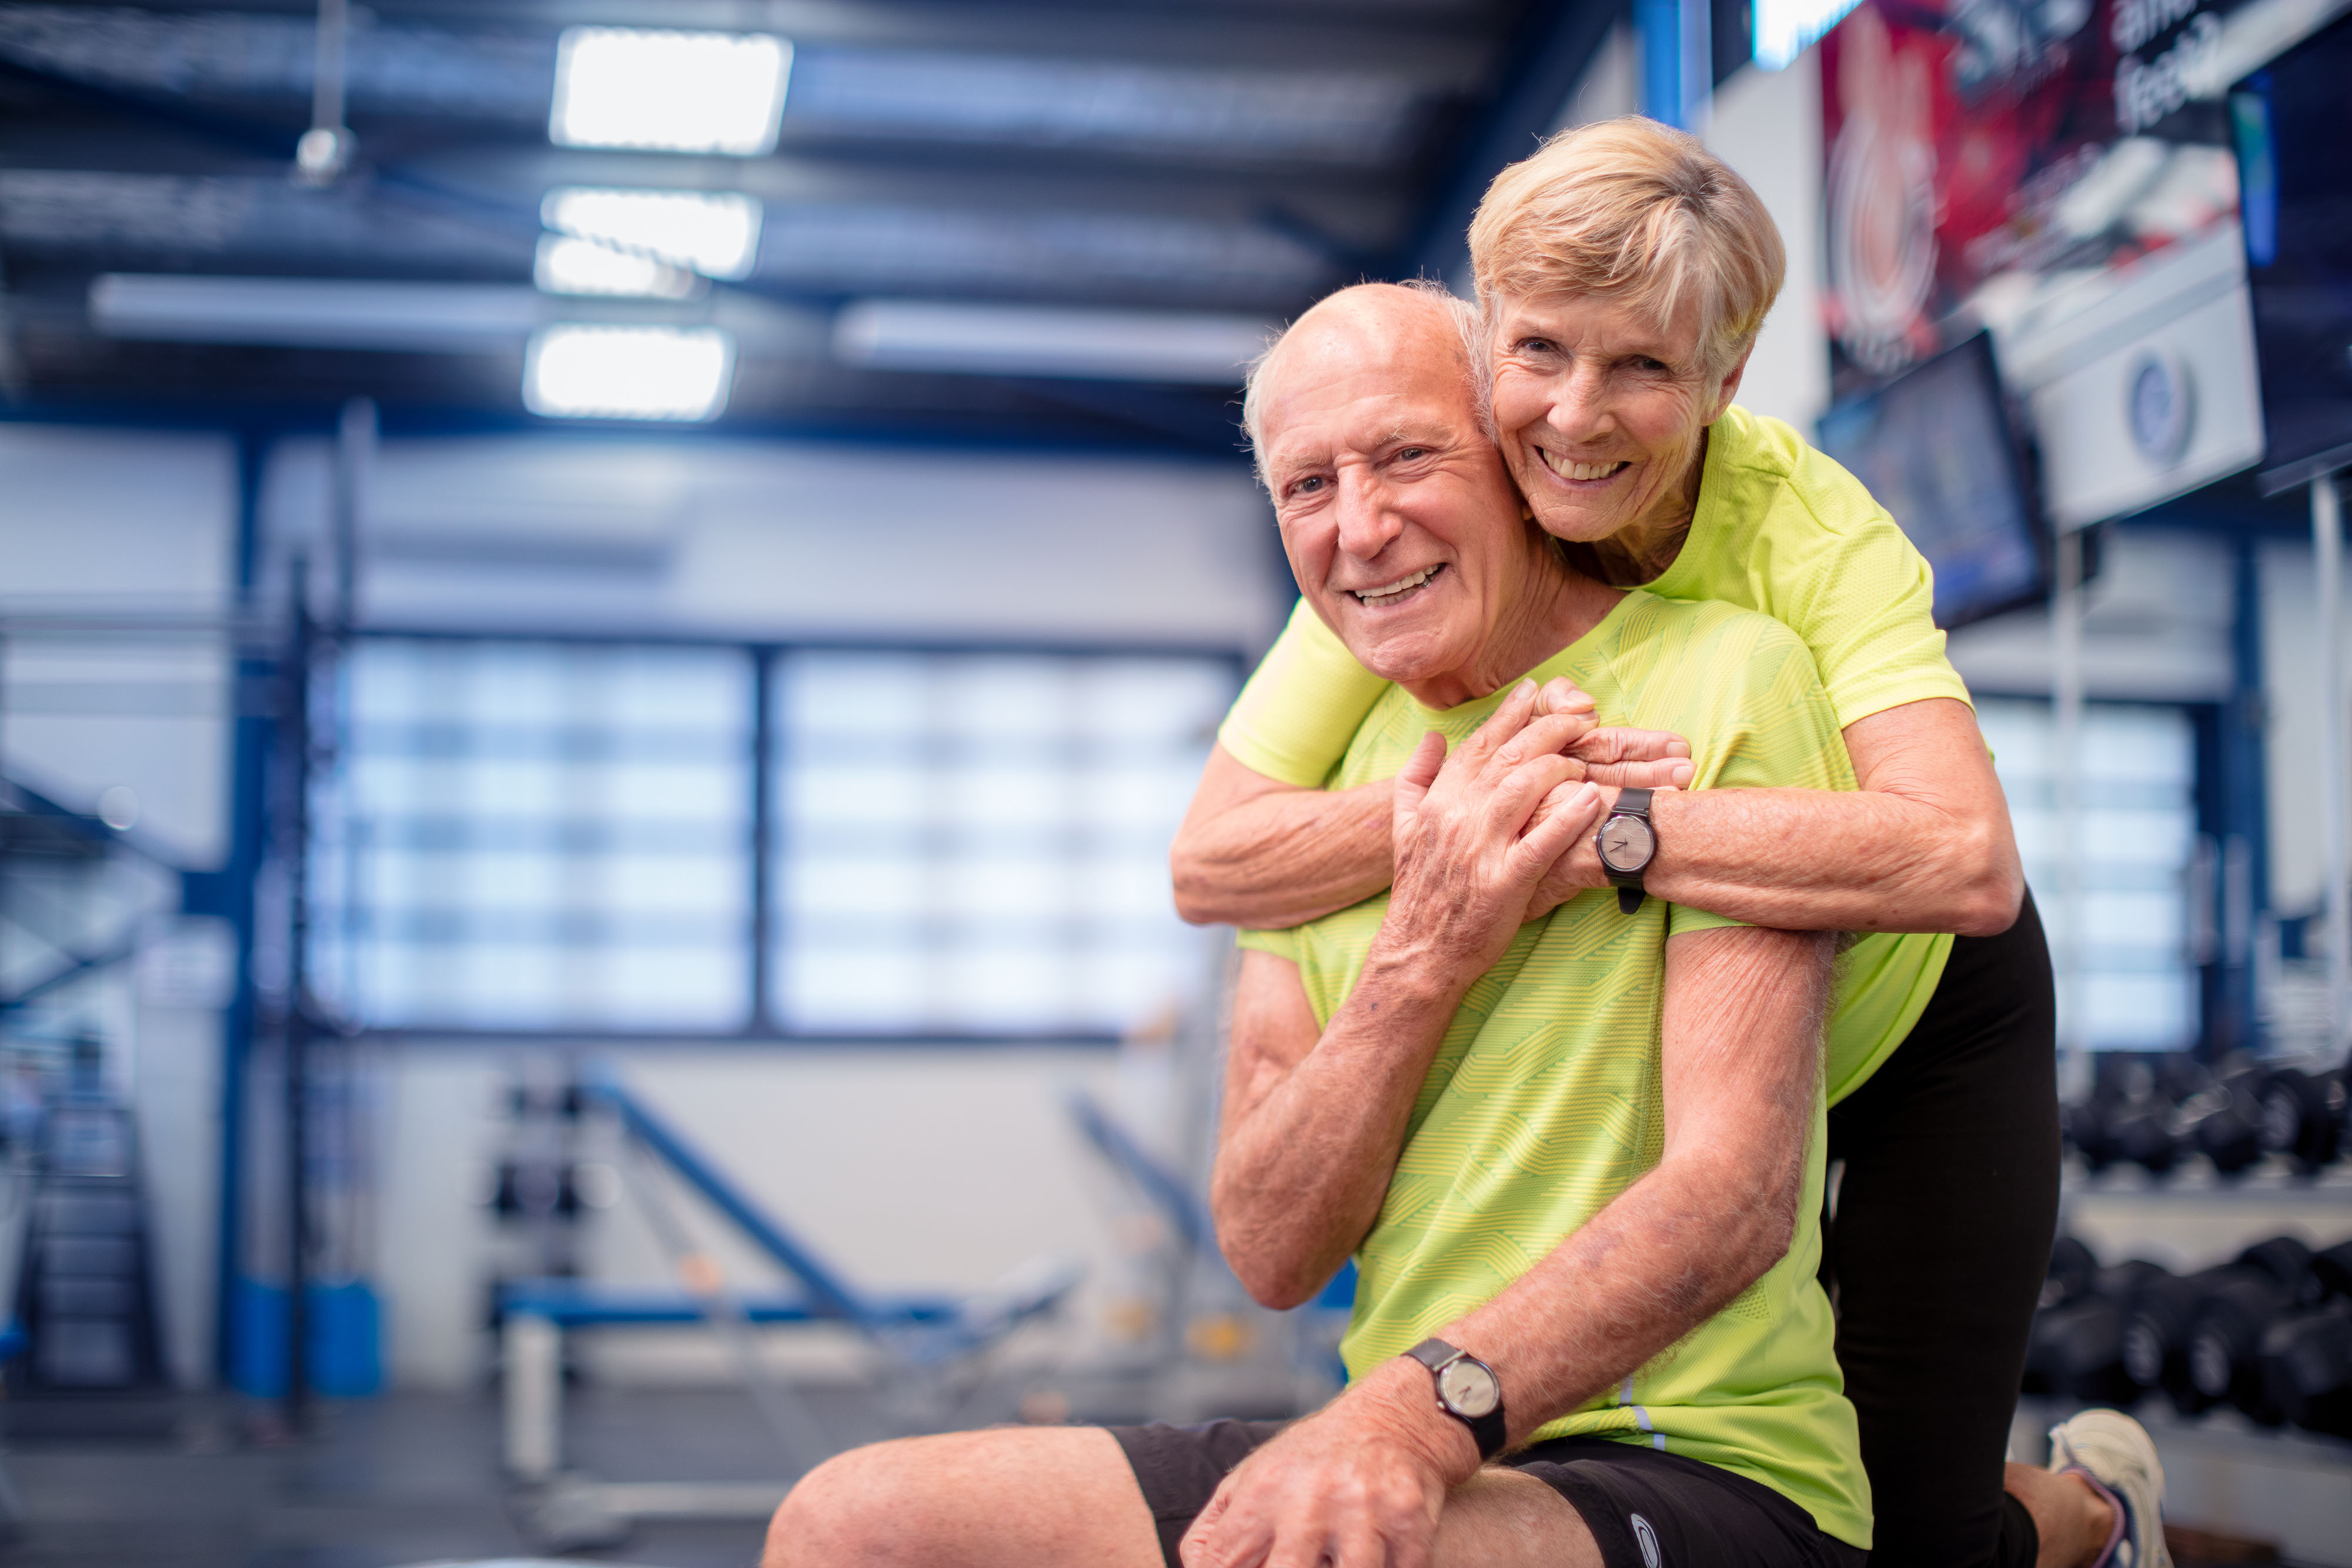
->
xmin=320 ymin=627 xmax=1245 ymax=1047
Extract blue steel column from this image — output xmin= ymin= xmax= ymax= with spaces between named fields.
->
xmin=2217 ymin=536 xmax=2269 ymax=1053
xmin=196 ymin=429 xmax=274 ymax=1382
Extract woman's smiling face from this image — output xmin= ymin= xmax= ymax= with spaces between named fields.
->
xmin=1487 ymin=291 xmax=1743 ymax=549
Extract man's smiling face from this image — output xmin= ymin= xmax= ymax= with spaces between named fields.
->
xmin=1487 ymin=291 xmax=1735 ymax=547
xmin=1258 ymin=289 xmax=1529 ymax=690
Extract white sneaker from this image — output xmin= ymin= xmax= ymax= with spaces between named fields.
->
xmin=2047 ymin=1408 xmax=2171 ymax=1568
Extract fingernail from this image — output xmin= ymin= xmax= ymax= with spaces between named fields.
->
xmin=1516 ymin=679 xmax=1536 ymax=697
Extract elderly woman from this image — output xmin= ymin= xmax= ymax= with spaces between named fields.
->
xmin=1171 ymin=119 xmax=2109 ymax=1568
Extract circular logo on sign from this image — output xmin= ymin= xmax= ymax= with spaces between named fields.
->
xmin=1632 ymin=1512 xmax=1663 ymax=1568
xmin=2126 ymin=350 xmax=2196 ymax=465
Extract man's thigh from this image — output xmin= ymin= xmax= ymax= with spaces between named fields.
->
xmin=1112 ymin=1421 xmax=1860 ymax=1568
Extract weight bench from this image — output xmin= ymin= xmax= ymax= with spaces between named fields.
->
xmin=499 ymin=1075 xmax=1081 ymax=1550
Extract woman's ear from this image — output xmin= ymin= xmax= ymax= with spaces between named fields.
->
xmin=1709 ymin=343 xmax=1756 ymax=421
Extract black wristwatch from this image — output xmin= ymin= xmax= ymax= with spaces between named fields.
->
xmin=1404 ymin=1338 xmax=1506 ymax=1460
xmin=1595 ymin=787 xmax=1657 ymax=914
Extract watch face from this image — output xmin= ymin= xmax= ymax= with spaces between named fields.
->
xmin=1598 ymin=814 xmax=1656 ymax=873
xmin=1436 ymin=1356 xmax=1501 ymax=1418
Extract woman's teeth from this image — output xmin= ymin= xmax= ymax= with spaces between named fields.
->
xmin=1356 ymin=564 xmax=1441 ymax=603
xmin=1546 ymin=453 xmax=1629 ymax=482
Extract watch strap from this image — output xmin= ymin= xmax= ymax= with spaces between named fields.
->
xmin=1404 ymin=1338 xmax=1508 ymax=1460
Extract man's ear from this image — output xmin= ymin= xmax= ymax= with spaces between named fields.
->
xmin=1708 ymin=342 xmax=1756 ymax=422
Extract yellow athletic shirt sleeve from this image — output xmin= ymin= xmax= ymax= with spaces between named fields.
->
xmin=1648 ymin=404 xmax=1972 ymax=732
xmin=1215 ymin=599 xmax=1387 ymax=788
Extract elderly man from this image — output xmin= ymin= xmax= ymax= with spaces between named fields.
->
xmin=762 ymin=285 xmax=2122 ymax=1568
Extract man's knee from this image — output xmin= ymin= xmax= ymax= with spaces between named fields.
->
xmin=764 ymin=1439 xmax=933 ymax=1568
xmin=762 ymin=1425 xmax=1156 ymax=1568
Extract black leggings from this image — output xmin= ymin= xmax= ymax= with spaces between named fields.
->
xmin=1822 ymin=890 xmax=2059 ymax=1568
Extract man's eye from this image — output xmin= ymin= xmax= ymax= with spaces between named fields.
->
xmin=1291 ymin=475 xmax=1327 ymax=495
xmin=1396 ymin=447 xmax=1431 ymax=462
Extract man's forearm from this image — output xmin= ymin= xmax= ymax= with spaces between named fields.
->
xmin=1434 ymin=925 xmax=1830 ymax=1448
xmin=1212 ymin=948 xmax=1462 ymax=1309
xmin=1173 ymin=778 xmax=1395 ymax=928
xmin=1445 ymin=1141 xmax=1804 ymax=1448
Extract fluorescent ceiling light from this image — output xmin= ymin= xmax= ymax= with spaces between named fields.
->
xmin=549 ymin=27 xmax=790 ymax=155
xmin=834 ymin=299 xmax=1274 ymax=384
xmin=524 ymin=325 xmax=734 ymax=421
xmin=542 ymin=188 xmax=761 ymax=280
xmin=1752 ymin=0 xmax=1866 ymax=68
xmin=534 ymin=235 xmax=701 ymax=299
xmin=89 ymin=273 xmax=541 ymax=349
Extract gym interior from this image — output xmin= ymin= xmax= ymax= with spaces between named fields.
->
xmin=0 ymin=1 xmax=2347 ymax=1565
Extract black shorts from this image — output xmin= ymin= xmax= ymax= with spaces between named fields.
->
xmin=1108 ymin=1419 xmax=1868 ymax=1568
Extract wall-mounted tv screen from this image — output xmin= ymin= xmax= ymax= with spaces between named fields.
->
xmin=1815 ymin=332 xmax=2048 ymax=630
xmin=2232 ymin=11 xmax=2352 ymax=496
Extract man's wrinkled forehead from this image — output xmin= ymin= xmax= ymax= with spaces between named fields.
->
xmin=1257 ymin=299 xmax=1481 ymax=465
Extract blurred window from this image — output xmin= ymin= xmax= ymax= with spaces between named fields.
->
xmin=312 ymin=637 xmax=1232 ymax=1039
xmin=312 ymin=638 xmax=754 ymax=1032
xmin=771 ymin=650 xmax=1230 ymax=1037
xmin=1977 ymin=697 xmax=2198 ymax=1051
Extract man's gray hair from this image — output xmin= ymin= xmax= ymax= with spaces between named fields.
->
xmin=1240 ymin=279 xmax=1496 ymax=487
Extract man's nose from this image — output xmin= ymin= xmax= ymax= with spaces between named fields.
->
xmin=1332 ymin=472 xmax=1402 ymax=559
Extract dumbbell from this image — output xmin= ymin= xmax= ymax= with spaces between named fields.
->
xmin=2185 ymin=1236 xmax=2315 ymax=1424
xmin=2179 ymin=1060 xmax=2268 ymax=1176
xmin=2124 ymin=1263 xmax=2250 ymax=1414
xmin=2026 ymin=1258 xmax=2169 ymax=1405
xmin=2258 ymin=1063 xmax=2347 ymax=1174
xmin=2261 ymin=1299 xmax=2352 ymax=1437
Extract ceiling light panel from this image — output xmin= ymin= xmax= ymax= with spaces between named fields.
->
xmin=781 ymin=50 xmax=1422 ymax=165
xmin=524 ymin=325 xmax=734 ymax=422
xmin=541 ymin=188 xmax=761 ymax=280
xmin=533 ymin=235 xmax=700 ymax=299
xmin=550 ymin=27 xmax=790 ymax=155
xmin=749 ymin=204 xmax=1331 ymax=307
xmin=834 ymin=300 xmax=1272 ymax=384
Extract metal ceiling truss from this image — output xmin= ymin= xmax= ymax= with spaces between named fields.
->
xmin=0 ymin=0 xmax=1573 ymax=442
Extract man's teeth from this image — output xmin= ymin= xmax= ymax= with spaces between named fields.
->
xmin=1356 ymin=566 xmax=1438 ymax=603
xmin=1548 ymin=453 xmax=1629 ymax=482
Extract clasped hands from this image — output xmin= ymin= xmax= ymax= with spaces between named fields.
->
xmin=1395 ymin=677 xmax=1686 ymax=952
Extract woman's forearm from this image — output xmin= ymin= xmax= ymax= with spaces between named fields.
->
xmin=1638 ymin=784 xmax=2021 ymax=937
xmin=1172 ymin=772 xmax=1396 ymax=929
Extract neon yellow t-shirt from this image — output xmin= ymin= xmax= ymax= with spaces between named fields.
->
xmin=1219 ymin=404 xmax=1966 ymax=1104
xmin=1240 ymin=591 xmax=1869 ymax=1548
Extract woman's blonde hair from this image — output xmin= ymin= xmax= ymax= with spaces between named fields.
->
xmin=1467 ymin=116 xmax=1785 ymax=377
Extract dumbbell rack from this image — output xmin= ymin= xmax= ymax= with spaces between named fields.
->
xmin=2039 ymin=1175 xmax=2352 ymax=1565
xmin=2063 ymin=1163 xmax=2352 ymax=1275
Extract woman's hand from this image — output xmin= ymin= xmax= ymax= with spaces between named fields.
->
xmin=1382 ymin=680 xmax=1601 ymax=978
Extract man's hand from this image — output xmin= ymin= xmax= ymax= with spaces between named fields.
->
xmin=1179 ymin=1358 xmax=1475 ymax=1568
xmin=1383 ymin=680 xmax=1602 ymax=976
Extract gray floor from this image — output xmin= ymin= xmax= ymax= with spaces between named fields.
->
xmin=0 ymin=1385 xmax=903 ymax=1568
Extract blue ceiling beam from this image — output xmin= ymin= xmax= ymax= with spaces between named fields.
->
xmin=1392 ymin=0 xmax=1629 ymax=288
